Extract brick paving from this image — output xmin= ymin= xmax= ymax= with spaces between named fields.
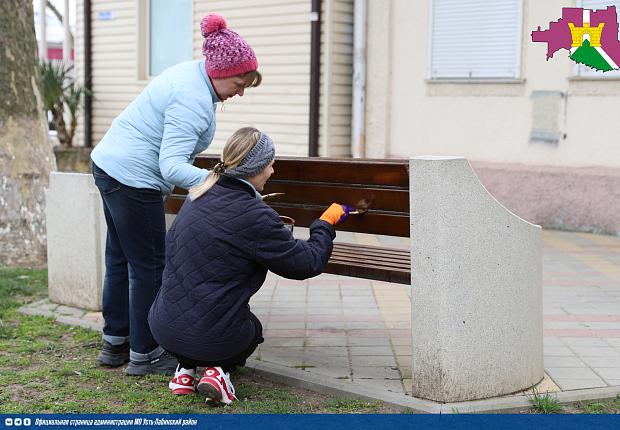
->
xmin=20 ymin=229 xmax=620 ymax=399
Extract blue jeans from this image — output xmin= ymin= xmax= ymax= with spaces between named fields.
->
xmin=92 ymin=163 xmax=165 ymax=354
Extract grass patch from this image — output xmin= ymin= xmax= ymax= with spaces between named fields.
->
xmin=0 ymin=266 xmax=403 ymax=414
xmin=576 ymin=393 xmax=620 ymax=414
xmin=529 ymin=389 xmax=563 ymax=413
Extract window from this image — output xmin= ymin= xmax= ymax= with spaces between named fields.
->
xmin=575 ymin=0 xmax=620 ymax=78
xmin=428 ymin=0 xmax=523 ymax=80
xmin=148 ymin=0 xmax=192 ymax=76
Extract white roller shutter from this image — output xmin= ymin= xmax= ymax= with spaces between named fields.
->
xmin=429 ymin=0 xmax=523 ymax=79
xmin=576 ymin=0 xmax=620 ymax=77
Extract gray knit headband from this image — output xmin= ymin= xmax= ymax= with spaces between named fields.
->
xmin=221 ymin=132 xmax=275 ymax=179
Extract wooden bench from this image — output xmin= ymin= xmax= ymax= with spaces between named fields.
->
xmin=164 ymin=155 xmax=411 ymax=284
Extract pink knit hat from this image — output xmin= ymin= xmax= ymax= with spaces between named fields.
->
xmin=201 ymin=14 xmax=258 ymax=79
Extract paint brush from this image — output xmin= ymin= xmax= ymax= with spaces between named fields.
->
xmin=261 ymin=192 xmax=286 ymax=200
xmin=348 ymin=197 xmax=373 ymax=215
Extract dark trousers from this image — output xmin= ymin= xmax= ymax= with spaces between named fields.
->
xmin=92 ymin=163 xmax=165 ymax=354
xmin=173 ymin=314 xmax=265 ymax=374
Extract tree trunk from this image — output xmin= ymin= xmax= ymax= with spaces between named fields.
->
xmin=0 ymin=0 xmax=57 ymax=267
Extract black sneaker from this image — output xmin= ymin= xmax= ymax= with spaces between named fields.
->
xmin=124 ymin=351 xmax=178 ymax=376
xmin=97 ymin=340 xmax=130 ymax=367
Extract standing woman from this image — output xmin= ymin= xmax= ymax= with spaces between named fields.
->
xmin=90 ymin=13 xmax=261 ymax=376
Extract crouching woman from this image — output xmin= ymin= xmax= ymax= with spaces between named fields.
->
xmin=148 ymin=127 xmax=350 ymax=404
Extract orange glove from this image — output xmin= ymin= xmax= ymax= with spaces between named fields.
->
xmin=320 ymin=203 xmax=354 ymax=225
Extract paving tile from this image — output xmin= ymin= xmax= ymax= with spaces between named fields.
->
xmin=340 ymin=286 xmax=374 ymax=296
xmin=402 ymin=378 xmax=413 ymax=395
xmin=306 ymin=322 xmax=346 ymax=329
xmin=353 ymin=366 xmax=401 ymax=380
xmin=18 ymin=307 xmax=54 ymax=318
xmin=544 ymin=356 xmax=586 ymax=368
xmin=342 ymin=308 xmax=380 ymax=316
xmin=554 ymin=378 xmax=607 ymax=390
xmin=261 ymin=337 xmax=305 ymax=348
xmin=258 ymin=353 xmax=304 ymax=364
xmin=82 ymin=312 xmax=104 ymax=327
xmin=579 ymin=356 xmax=620 ymax=368
xmin=305 ymin=337 xmax=347 ymax=348
xmin=592 ymin=367 xmax=620 ymax=381
xmin=543 ymin=337 xmax=564 ymax=346
xmin=381 ymin=379 xmax=407 ymax=393
xmin=266 ymin=322 xmax=306 ymax=329
xmin=351 ymin=355 xmax=397 ymax=367
xmin=546 ymin=367 xmax=602 ymax=379
xmin=390 ymin=336 xmax=412 ymax=346
xmin=345 ymin=321 xmax=386 ymax=329
xmin=606 ymin=339 xmax=620 ymax=347
xmin=304 ymin=346 xmax=348 ymax=356
xmin=543 ymin=346 xmax=575 ymax=356
xmin=348 ymin=346 xmax=394 ymax=356
xmin=55 ymin=305 xmax=86 ymax=317
xmin=347 ymin=336 xmax=391 ymax=346
xmin=544 ymin=322 xmax=593 ymax=329
xmin=312 ymin=367 xmax=352 ymax=379
xmin=571 ymin=346 xmax=620 ymax=357
xmin=56 ymin=315 xmax=100 ymax=331
xmin=561 ymin=337 xmax=614 ymax=347
xmin=36 ymin=301 xmax=60 ymax=311
xmin=303 ymin=354 xmax=349 ymax=367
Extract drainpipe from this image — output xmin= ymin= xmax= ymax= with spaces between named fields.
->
xmin=308 ymin=0 xmax=321 ymax=157
xmin=38 ymin=0 xmax=47 ymax=60
xmin=352 ymin=0 xmax=367 ymax=158
xmin=63 ymin=0 xmax=71 ymax=62
xmin=84 ymin=0 xmax=92 ymax=147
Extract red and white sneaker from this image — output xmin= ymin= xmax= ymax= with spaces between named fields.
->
xmin=196 ymin=366 xmax=236 ymax=405
xmin=168 ymin=365 xmax=197 ymax=395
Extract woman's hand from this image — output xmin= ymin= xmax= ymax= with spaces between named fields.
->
xmin=319 ymin=203 xmax=355 ymax=225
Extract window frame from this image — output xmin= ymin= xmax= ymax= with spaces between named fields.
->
xmin=137 ymin=0 xmax=193 ymax=80
xmin=427 ymin=0 xmax=524 ymax=81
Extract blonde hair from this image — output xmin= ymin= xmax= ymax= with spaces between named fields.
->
xmin=189 ymin=127 xmax=261 ymax=200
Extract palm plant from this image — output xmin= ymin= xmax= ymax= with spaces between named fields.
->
xmin=39 ymin=61 xmax=90 ymax=147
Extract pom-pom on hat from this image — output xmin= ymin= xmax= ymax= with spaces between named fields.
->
xmin=201 ymin=13 xmax=258 ymax=79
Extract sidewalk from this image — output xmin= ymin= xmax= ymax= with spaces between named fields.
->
xmin=20 ymin=229 xmax=620 ymax=411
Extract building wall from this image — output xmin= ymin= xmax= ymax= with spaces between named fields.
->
xmin=364 ymin=0 xmax=620 ymax=234
xmin=75 ymin=0 xmax=353 ymax=157
xmin=367 ymin=0 xmax=620 ymax=168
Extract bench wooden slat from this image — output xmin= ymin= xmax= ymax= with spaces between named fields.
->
xmin=330 ymin=252 xmax=411 ymax=270
xmin=331 ymin=242 xmax=409 ymax=256
xmin=263 ymin=181 xmax=409 ymax=213
xmin=193 ymin=155 xmax=410 ymax=187
xmin=266 ymin=204 xmax=409 ymax=237
xmin=327 ymin=243 xmax=411 ymax=284
xmin=330 ymin=253 xmax=410 ymax=270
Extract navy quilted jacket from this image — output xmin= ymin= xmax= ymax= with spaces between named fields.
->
xmin=148 ymin=176 xmax=335 ymax=361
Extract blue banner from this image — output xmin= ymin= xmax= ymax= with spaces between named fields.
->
xmin=1 ymin=414 xmax=619 ymax=430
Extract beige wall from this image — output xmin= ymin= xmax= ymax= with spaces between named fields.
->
xmin=76 ymin=0 xmax=353 ymax=157
xmin=367 ymin=0 xmax=620 ymax=168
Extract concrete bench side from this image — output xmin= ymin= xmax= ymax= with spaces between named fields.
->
xmin=46 ymin=172 xmax=106 ymax=311
xmin=409 ymin=156 xmax=543 ymax=402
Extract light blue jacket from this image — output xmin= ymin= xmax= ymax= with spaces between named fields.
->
xmin=91 ymin=60 xmax=219 ymax=194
